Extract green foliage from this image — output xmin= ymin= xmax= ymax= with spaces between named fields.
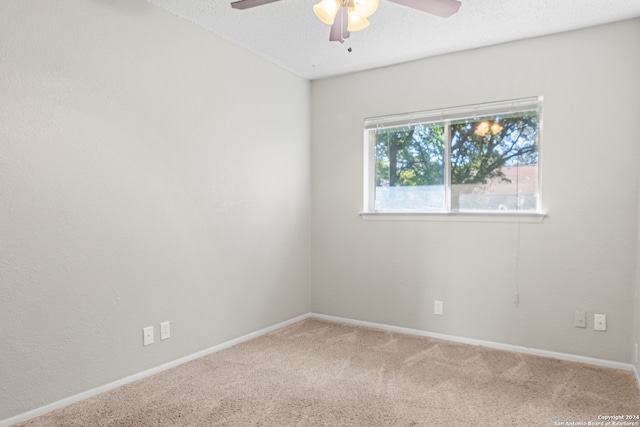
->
xmin=375 ymin=111 xmax=538 ymax=188
xmin=375 ymin=124 xmax=445 ymax=187
xmin=450 ymin=112 xmax=538 ymax=185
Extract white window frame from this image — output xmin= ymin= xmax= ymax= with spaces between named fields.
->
xmin=361 ymin=97 xmax=545 ymax=223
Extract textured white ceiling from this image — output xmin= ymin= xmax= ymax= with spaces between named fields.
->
xmin=146 ymin=0 xmax=640 ymax=80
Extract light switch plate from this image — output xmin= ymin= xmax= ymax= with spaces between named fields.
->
xmin=143 ymin=326 xmax=154 ymax=346
xmin=574 ymin=310 xmax=586 ymax=328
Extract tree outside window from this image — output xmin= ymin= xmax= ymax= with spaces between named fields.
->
xmin=368 ymin=99 xmax=541 ymax=213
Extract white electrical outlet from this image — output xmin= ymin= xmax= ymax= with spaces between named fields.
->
xmin=574 ymin=310 xmax=586 ymax=328
xmin=160 ymin=321 xmax=171 ymax=340
xmin=434 ymin=300 xmax=443 ymax=316
xmin=594 ymin=314 xmax=606 ymax=331
xmin=143 ymin=326 xmax=154 ymax=346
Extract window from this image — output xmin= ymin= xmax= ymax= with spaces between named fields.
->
xmin=363 ymin=97 xmax=543 ymax=220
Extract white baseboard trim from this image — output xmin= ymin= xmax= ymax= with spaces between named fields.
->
xmin=311 ymin=313 xmax=637 ymax=374
xmin=3 ymin=311 xmax=638 ymax=426
xmin=0 ymin=313 xmax=311 ymax=427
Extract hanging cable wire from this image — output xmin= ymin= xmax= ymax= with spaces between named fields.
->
xmin=513 ymin=158 xmax=521 ymax=308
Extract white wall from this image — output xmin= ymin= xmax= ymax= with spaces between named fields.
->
xmin=636 ymin=137 xmax=640 ymax=374
xmin=311 ymin=19 xmax=640 ymax=364
xmin=0 ymin=0 xmax=310 ymax=421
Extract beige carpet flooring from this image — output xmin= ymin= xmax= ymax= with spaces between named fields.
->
xmin=16 ymin=318 xmax=640 ymax=426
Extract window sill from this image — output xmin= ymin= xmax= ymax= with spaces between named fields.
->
xmin=359 ymin=211 xmax=546 ymax=223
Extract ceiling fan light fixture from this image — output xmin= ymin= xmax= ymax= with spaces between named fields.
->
xmin=313 ymin=0 xmax=341 ymax=25
xmin=353 ymin=0 xmax=378 ymax=17
xmin=347 ymin=9 xmax=369 ymax=31
xmin=232 ymin=0 xmax=462 ymax=45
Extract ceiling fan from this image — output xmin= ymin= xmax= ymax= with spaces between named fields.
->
xmin=231 ymin=0 xmax=461 ymax=43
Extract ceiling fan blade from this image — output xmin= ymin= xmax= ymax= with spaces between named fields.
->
xmin=329 ymin=6 xmax=350 ymax=42
xmin=387 ymin=0 xmax=461 ymax=18
xmin=231 ymin=0 xmax=280 ymax=10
